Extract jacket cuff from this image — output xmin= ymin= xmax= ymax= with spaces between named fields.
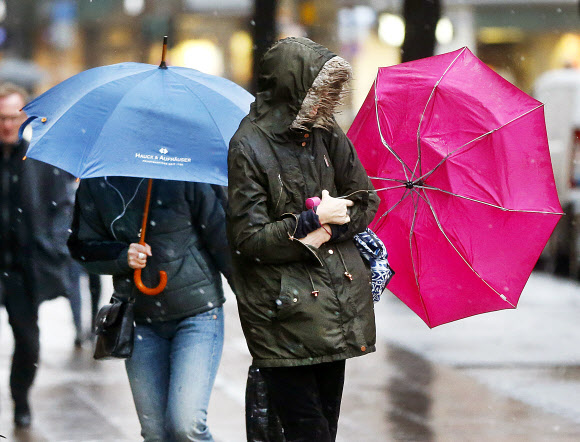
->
xmin=115 ymin=247 xmax=133 ymax=273
xmin=293 ymin=210 xmax=321 ymax=239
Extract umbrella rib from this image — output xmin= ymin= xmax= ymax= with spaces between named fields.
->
xmin=374 ymin=77 xmax=413 ymax=181
xmin=417 ymin=189 xmax=516 ymax=307
xmin=166 ymin=69 xmax=230 ymax=143
xmin=370 ymin=188 xmax=411 ymax=231
xmin=417 ymin=104 xmax=545 ymax=184
xmin=368 ymin=176 xmax=407 ymax=184
xmin=418 ymin=184 xmax=564 ymax=215
xmin=374 ymin=184 xmax=409 ymax=193
xmin=414 ymin=48 xmax=467 ymax=180
xmin=409 ymin=190 xmax=432 ymax=325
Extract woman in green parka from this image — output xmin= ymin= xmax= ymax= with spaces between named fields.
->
xmin=227 ymin=37 xmax=380 ymax=441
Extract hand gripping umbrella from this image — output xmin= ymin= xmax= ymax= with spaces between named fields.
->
xmin=21 ymin=37 xmax=253 ymax=295
xmin=347 ymin=47 xmax=563 ymax=327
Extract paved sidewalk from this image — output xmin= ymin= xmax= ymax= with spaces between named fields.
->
xmin=1 ymin=273 xmax=580 ymax=441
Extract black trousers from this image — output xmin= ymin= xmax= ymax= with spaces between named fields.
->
xmin=1 ymin=271 xmax=39 ymax=409
xmin=260 ymin=360 xmax=346 ymax=442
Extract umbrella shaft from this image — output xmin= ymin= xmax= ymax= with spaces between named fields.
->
xmin=140 ymin=178 xmax=153 ymax=245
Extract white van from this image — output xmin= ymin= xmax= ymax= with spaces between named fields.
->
xmin=534 ymin=67 xmax=580 ymax=278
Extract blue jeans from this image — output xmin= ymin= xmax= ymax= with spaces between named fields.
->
xmin=125 ymin=307 xmax=224 ymax=442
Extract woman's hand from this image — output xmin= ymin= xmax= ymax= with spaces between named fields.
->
xmin=128 ymin=243 xmax=152 ymax=269
xmin=298 ymin=224 xmax=332 ymax=249
xmin=315 ymin=190 xmax=354 ymax=225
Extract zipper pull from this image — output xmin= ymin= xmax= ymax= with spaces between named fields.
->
xmin=344 ymin=272 xmax=353 ymax=281
xmin=323 ymin=155 xmax=329 ymax=168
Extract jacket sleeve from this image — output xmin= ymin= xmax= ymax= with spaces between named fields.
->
xmin=67 ymin=181 xmax=132 ymax=276
xmin=327 ymin=124 xmax=379 ymax=241
xmin=187 ymin=182 xmax=236 ymax=289
xmin=27 ymin=163 xmax=75 ymax=262
xmin=227 ymin=142 xmax=316 ymax=265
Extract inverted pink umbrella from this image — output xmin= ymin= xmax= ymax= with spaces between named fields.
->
xmin=347 ymin=47 xmax=563 ymax=328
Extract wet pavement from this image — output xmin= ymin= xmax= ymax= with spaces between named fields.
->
xmin=1 ymin=271 xmax=579 ymax=441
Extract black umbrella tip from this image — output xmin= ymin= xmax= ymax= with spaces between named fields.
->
xmin=159 ymin=36 xmax=169 ymax=69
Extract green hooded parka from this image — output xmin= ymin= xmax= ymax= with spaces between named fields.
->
xmin=227 ymin=37 xmax=380 ymax=367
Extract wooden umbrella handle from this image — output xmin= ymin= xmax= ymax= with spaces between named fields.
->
xmin=133 ymin=178 xmax=167 ymax=296
xmin=134 ymin=268 xmax=167 ymax=296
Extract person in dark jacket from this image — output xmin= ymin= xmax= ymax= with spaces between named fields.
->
xmin=227 ymin=37 xmax=380 ymax=441
xmin=0 ymin=82 xmax=78 ymax=428
xmin=68 ymin=177 xmax=232 ymax=441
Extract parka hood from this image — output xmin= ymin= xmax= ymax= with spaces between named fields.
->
xmin=250 ymin=37 xmax=352 ymax=137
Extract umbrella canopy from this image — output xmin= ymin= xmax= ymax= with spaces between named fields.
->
xmin=347 ymin=47 xmax=563 ymax=328
xmin=21 ymin=61 xmax=253 ymax=185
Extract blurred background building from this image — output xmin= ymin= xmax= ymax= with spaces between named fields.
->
xmin=0 ymin=0 xmax=578 ymax=276
xmin=0 ymin=0 xmax=577 ymax=103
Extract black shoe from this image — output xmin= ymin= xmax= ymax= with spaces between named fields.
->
xmin=14 ymin=403 xmax=32 ymax=428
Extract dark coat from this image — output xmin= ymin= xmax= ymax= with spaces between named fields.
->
xmin=0 ymin=140 xmax=77 ymax=305
xmin=227 ymin=37 xmax=380 ymax=368
xmin=68 ymin=177 xmax=232 ymax=323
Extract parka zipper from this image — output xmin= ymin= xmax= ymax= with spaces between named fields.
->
xmin=283 ymin=211 xmax=324 ymax=267
xmin=274 ymin=174 xmax=284 ymax=213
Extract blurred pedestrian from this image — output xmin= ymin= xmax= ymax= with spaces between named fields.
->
xmin=227 ymin=37 xmax=380 ymax=441
xmin=0 ymin=82 xmax=78 ymax=428
xmin=68 ymin=177 xmax=233 ymax=441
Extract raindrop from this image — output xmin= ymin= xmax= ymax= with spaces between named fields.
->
xmin=200 ymin=224 xmax=206 ymax=229
xmin=556 ymin=8 xmax=562 ymax=13
xmin=488 ymin=224 xmax=493 ymax=229
xmin=146 ymin=317 xmax=152 ymax=323
xmin=200 ymin=288 xmax=205 ymax=294
xmin=137 ymin=334 xmax=143 ymax=340
xmin=157 ymin=199 xmax=162 ymax=205
xmin=520 ymin=56 xmax=525 ymax=61
xmin=51 ymin=200 xmax=57 ymax=206
xmin=81 ymin=128 xmax=86 ymax=134
xmin=235 ymin=250 xmax=241 ymax=255
xmin=17 ymin=207 xmax=22 ymax=213
xmin=150 ymin=220 xmax=156 ymax=226
xmin=155 ymin=301 xmax=162 ymax=307
xmin=275 ymin=299 xmax=282 ymax=306
xmin=292 ymin=289 xmax=299 ymax=295
xmin=208 ymin=302 xmax=214 ymax=308
xmin=67 ymin=228 xmax=72 ymax=233
xmin=250 ymin=20 xmax=256 ymax=26
xmin=255 ymin=258 xmax=261 ymax=262
xmin=503 ymin=286 xmax=510 ymax=292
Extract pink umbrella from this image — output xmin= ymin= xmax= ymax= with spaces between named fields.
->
xmin=347 ymin=47 xmax=563 ymax=328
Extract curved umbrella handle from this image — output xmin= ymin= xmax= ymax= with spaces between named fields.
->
xmin=134 ymin=269 xmax=168 ymax=296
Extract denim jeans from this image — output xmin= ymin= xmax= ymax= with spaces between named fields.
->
xmin=125 ymin=306 xmax=224 ymax=442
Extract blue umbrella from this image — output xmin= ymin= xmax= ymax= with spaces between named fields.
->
xmin=20 ymin=37 xmax=253 ymax=294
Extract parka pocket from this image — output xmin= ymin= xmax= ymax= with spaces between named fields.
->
xmin=276 ymin=274 xmax=303 ymax=321
xmin=274 ymin=272 xmax=346 ymax=357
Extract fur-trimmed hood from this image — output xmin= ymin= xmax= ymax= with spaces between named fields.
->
xmin=249 ymin=37 xmax=352 ymax=138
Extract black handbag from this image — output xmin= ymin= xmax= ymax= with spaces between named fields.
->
xmin=93 ymin=294 xmax=135 ymax=360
